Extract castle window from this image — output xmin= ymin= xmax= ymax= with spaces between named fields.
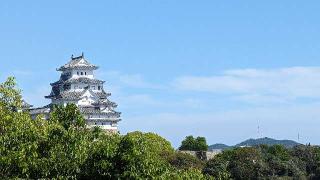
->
xmin=77 ymin=72 xmax=79 ymax=75
xmin=81 ymin=72 xmax=83 ymax=75
xmin=98 ymin=86 xmax=101 ymax=90
xmin=85 ymin=72 xmax=87 ymax=75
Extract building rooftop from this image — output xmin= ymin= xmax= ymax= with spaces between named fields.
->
xmin=79 ymin=107 xmax=121 ymax=119
xmin=92 ymin=99 xmax=118 ymax=108
xmin=45 ymin=89 xmax=111 ymax=100
xmin=50 ymin=77 xmax=105 ymax=86
xmin=57 ymin=53 xmax=98 ymax=71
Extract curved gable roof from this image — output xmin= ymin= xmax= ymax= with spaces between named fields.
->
xmin=57 ymin=54 xmax=98 ymax=71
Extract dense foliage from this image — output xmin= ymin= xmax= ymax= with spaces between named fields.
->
xmin=203 ymin=145 xmax=320 ymax=179
xmin=179 ymin=135 xmax=209 ymax=151
xmin=0 ymin=77 xmax=211 ymax=179
xmin=2 ymin=77 xmax=320 ymax=179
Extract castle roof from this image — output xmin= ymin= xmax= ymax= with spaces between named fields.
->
xmin=79 ymin=107 xmax=121 ymax=120
xmin=50 ymin=77 xmax=105 ymax=86
xmin=57 ymin=53 xmax=98 ymax=71
xmin=29 ymin=104 xmax=51 ymax=114
xmin=30 ymin=104 xmax=121 ymax=122
xmin=45 ymin=89 xmax=111 ymax=100
xmin=92 ymin=99 xmax=118 ymax=108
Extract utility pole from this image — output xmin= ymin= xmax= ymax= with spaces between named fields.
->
xmin=257 ymin=120 xmax=260 ymax=139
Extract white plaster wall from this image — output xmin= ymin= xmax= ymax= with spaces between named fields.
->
xmin=86 ymin=121 xmax=118 ymax=130
xmin=86 ymin=70 xmax=94 ymax=79
xmin=71 ymin=70 xmax=94 ymax=79
xmin=71 ymin=70 xmax=78 ymax=78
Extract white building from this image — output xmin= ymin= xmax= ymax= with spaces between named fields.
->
xmin=29 ymin=53 xmax=121 ymax=132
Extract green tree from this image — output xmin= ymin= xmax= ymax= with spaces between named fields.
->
xmin=228 ymin=147 xmax=267 ymax=179
xmin=50 ymin=103 xmax=85 ymax=129
xmin=167 ymin=152 xmax=204 ymax=170
xmin=81 ymin=133 xmax=121 ymax=179
xmin=0 ymin=77 xmax=46 ymax=178
xmin=179 ymin=135 xmax=208 ymax=151
xmin=43 ymin=123 xmax=90 ymax=179
xmin=115 ymin=131 xmax=174 ymax=179
xmin=0 ymin=76 xmax=22 ymax=111
xmin=161 ymin=168 xmax=212 ymax=180
xmin=195 ymin=136 xmax=209 ymax=151
xmin=291 ymin=145 xmax=320 ymax=178
xmin=0 ymin=77 xmax=92 ymax=178
xmin=203 ymin=154 xmax=231 ymax=180
xmin=259 ymin=145 xmax=295 ymax=177
xmin=204 ymin=147 xmax=268 ymax=179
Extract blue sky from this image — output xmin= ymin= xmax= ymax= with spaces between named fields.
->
xmin=1 ymin=1 xmax=320 ymax=147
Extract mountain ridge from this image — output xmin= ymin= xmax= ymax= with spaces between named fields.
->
xmin=209 ymin=137 xmax=301 ymax=150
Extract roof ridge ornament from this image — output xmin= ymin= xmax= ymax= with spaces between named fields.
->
xmin=70 ymin=52 xmax=84 ymax=60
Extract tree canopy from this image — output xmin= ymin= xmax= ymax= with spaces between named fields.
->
xmin=0 ymin=77 xmax=211 ymax=179
xmin=2 ymin=77 xmax=320 ymax=179
xmin=203 ymin=145 xmax=320 ymax=179
xmin=179 ymin=135 xmax=209 ymax=151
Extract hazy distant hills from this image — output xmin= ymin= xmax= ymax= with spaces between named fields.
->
xmin=209 ymin=143 xmax=232 ymax=151
xmin=236 ymin=137 xmax=300 ymax=148
xmin=208 ymin=143 xmax=231 ymax=150
xmin=209 ymin=137 xmax=301 ymax=150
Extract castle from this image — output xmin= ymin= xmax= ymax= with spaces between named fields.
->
xmin=29 ymin=53 xmax=121 ymax=132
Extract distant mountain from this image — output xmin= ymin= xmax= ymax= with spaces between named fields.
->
xmin=208 ymin=143 xmax=231 ymax=150
xmin=235 ymin=137 xmax=300 ymax=148
xmin=209 ymin=137 xmax=301 ymax=151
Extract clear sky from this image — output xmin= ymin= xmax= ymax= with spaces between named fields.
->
xmin=1 ymin=1 xmax=320 ymax=147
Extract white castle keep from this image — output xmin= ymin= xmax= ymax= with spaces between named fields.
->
xmin=29 ymin=53 xmax=121 ymax=132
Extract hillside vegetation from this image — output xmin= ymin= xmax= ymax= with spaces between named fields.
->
xmin=209 ymin=137 xmax=301 ymax=151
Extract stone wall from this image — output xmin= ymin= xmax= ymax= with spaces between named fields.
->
xmin=178 ymin=150 xmax=222 ymax=160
